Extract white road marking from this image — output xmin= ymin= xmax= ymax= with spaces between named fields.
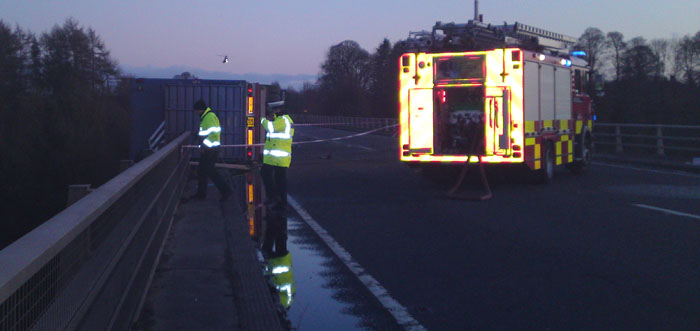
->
xmin=593 ymin=162 xmax=700 ymax=179
xmin=287 ymin=196 xmax=426 ymax=331
xmin=632 ymin=204 xmax=700 ymax=220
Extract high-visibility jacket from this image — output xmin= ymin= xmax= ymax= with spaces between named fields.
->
xmin=265 ymin=252 xmax=295 ymax=308
xmin=198 ymin=108 xmax=221 ymax=148
xmin=261 ymin=114 xmax=294 ymax=167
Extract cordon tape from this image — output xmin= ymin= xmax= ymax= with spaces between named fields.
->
xmin=181 ymin=123 xmax=398 ymax=149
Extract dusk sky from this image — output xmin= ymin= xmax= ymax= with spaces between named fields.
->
xmin=2 ymin=0 xmax=699 ymax=78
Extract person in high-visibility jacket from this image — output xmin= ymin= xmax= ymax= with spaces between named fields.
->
xmin=193 ymin=99 xmax=232 ymax=201
xmin=261 ymin=101 xmax=294 ymax=210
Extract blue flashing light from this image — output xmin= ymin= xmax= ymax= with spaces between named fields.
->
xmin=593 ymin=115 xmax=597 ymax=121
xmin=571 ymin=51 xmax=586 ymax=57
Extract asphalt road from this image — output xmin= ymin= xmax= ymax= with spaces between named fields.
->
xmin=287 ymin=125 xmax=700 ymax=330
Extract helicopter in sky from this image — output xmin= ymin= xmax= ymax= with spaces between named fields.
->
xmin=217 ymin=55 xmax=229 ymax=63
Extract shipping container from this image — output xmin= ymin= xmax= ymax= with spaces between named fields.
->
xmin=128 ymin=78 xmax=268 ymax=163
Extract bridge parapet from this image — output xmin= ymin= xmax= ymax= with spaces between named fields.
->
xmin=0 ymin=133 xmax=191 ymax=330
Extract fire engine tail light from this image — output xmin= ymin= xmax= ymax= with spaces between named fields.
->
xmin=401 ymin=55 xmax=411 ymax=73
xmin=246 ymin=147 xmax=253 ymax=160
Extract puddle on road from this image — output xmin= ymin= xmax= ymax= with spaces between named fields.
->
xmin=285 ymin=217 xmax=366 ymax=330
xmin=289 ymin=215 xmax=402 ymax=330
xmin=238 ymin=170 xmax=398 ymax=330
xmin=258 ymin=214 xmax=399 ymax=330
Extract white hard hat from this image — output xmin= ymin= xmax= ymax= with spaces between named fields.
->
xmin=268 ymin=101 xmax=284 ymax=109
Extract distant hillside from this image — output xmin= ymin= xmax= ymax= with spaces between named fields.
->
xmin=120 ymin=65 xmax=317 ymax=90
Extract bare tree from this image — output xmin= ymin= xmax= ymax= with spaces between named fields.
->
xmin=621 ymin=37 xmax=656 ymax=81
xmin=649 ymin=39 xmax=669 ymax=79
xmin=605 ymin=31 xmax=626 ymax=81
xmin=577 ymin=27 xmax=606 ymax=75
xmin=319 ymin=40 xmax=371 ymax=115
xmin=673 ymin=33 xmax=700 ymax=85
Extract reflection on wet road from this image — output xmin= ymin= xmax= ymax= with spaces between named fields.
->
xmin=267 ymin=215 xmax=401 ymax=330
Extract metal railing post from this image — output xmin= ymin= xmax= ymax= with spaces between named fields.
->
xmin=615 ymin=125 xmax=623 ymax=153
xmin=656 ymin=126 xmax=665 ymax=156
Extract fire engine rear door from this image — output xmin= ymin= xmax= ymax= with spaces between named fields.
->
xmin=408 ymin=88 xmax=434 ymax=154
xmin=485 ymin=87 xmax=511 ymax=156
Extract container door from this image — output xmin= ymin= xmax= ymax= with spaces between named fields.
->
xmin=408 ymin=88 xmax=434 ymax=154
xmin=485 ymin=87 xmax=511 ymax=156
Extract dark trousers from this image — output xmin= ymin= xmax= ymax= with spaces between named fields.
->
xmin=261 ymin=163 xmax=287 ymax=208
xmin=197 ymin=148 xmax=231 ymax=196
xmin=262 ymin=209 xmax=288 ymax=257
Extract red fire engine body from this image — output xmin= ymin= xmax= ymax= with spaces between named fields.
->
xmin=399 ymin=20 xmax=593 ymax=181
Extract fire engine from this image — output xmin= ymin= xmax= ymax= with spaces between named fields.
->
xmin=399 ymin=15 xmax=593 ymax=183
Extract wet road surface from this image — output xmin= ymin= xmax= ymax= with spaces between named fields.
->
xmin=286 ymin=125 xmax=700 ymax=329
xmin=283 ymin=214 xmax=401 ymax=330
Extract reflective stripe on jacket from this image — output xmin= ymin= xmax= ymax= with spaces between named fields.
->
xmin=198 ymin=108 xmax=221 ymax=148
xmin=261 ymin=114 xmax=294 ymax=167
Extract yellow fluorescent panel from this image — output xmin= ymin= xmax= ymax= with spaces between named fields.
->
xmin=247 ymin=184 xmax=254 ymax=203
xmin=249 ymin=217 xmax=255 ymax=236
xmin=576 ymin=120 xmax=583 ymax=134
xmin=248 ymin=97 xmax=254 ymax=114
xmin=525 ymin=138 xmax=536 ymax=146
xmin=525 ymin=121 xmax=535 ymax=133
xmin=247 ymin=129 xmax=254 ymax=144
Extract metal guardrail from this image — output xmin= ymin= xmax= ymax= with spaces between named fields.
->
xmin=593 ymin=123 xmax=700 ymax=159
xmin=293 ymin=114 xmax=699 ymax=160
xmin=0 ymin=132 xmax=191 ymax=330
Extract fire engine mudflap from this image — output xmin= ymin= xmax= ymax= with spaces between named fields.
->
xmin=399 ymin=17 xmax=594 ymax=196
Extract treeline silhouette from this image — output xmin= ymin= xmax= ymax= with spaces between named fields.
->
xmin=287 ymin=29 xmax=700 ymax=126
xmin=0 ymin=19 xmax=128 ymax=249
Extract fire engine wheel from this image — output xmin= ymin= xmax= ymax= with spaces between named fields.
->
xmin=567 ymin=131 xmax=592 ymax=174
xmin=538 ymin=143 xmax=555 ymax=184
